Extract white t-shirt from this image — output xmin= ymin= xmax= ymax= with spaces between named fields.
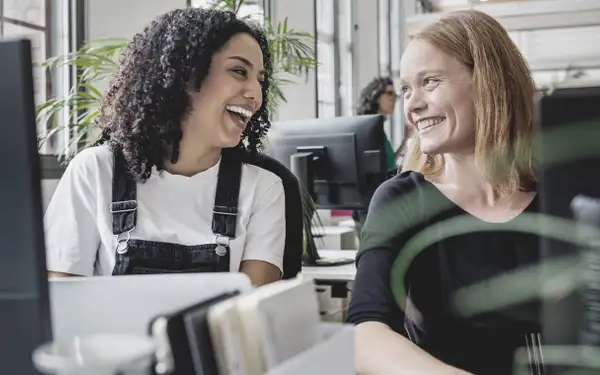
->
xmin=44 ymin=145 xmax=286 ymax=276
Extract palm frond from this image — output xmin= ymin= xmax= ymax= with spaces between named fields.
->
xmin=211 ymin=0 xmax=244 ymax=14
xmin=301 ymin=186 xmax=323 ymax=257
xmin=36 ymin=38 xmax=126 ymax=158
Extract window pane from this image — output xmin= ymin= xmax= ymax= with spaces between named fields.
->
xmin=317 ymin=38 xmax=336 ymax=118
xmin=378 ymin=0 xmax=390 ymax=76
xmin=3 ymin=0 xmax=46 ymax=27
xmin=189 ymin=0 xmax=214 ymax=8
xmin=389 ymin=0 xmax=402 ymax=147
xmin=3 ymin=23 xmax=47 ymax=107
xmin=1 ymin=0 xmax=71 ymax=154
xmin=316 ymin=0 xmax=335 ymax=35
xmin=337 ymin=0 xmax=354 ymax=117
xmin=190 ymin=0 xmax=265 ymax=22
xmin=237 ymin=0 xmax=265 ymax=22
xmin=316 ymin=0 xmax=336 ymax=118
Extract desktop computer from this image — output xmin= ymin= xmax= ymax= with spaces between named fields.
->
xmin=0 ymin=39 xmax=53 ymax=374
xmin=266 ymin=114 xmax=388 ymax=266
xmin=537 ymin=84 xmax=600 ymax=373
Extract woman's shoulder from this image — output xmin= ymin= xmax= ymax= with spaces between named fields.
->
xmin=238 ymin=151 xmax=284 ymax=188
xmin=371 ymin=170 xmax=428 ymax=206
xmin=240 ymin=161 xmax=283 ymax=193
xmin=363 ymin=170 xmax=433 ymax=238
xmin=357 ymin=171 xmax=432 ymax=263
xmin=67 ymin=145 xmax=113 ymax=168
xmin=63 ymin=145 xmax=114 ymax=178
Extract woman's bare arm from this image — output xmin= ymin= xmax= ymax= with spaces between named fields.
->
xmin=240 ymin=260 xmax=281 ymax=286
xmin=356 ymin=322 xmax=473 ymax=375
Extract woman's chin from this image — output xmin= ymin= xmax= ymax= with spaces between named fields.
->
xmin=419 ymin=141 xmax=438 ymax=155
xmin=219 ymin=134 xmax=243 ymax=149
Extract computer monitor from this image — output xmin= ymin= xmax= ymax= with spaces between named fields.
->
xmin=537 ymin=85 xmax=600 ymax=356
xmin=0 ymin=39 xmax=53 ymax=374
xmin=266 ymin=114 xmax=388 ymax=266
xmin=267 ymin=114 xmax=388 ymax=210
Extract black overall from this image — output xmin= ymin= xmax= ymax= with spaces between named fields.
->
xmin=110 ymin=148 xmax=242 ymax=275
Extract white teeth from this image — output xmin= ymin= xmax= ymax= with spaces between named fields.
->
xmin=417 ymin=117 xmax=444 ymax=130
xmin=226 ymin=105 xmax=253 ymax=120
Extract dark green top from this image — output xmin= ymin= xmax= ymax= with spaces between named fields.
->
xmin=384 ymin=136 xmax=397 ymax=171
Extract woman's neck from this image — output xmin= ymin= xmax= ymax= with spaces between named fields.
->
xmin=164 ymin=136 xmax=221 ymax=177
xmin=436 ymin=152 xmax=501 ymax=206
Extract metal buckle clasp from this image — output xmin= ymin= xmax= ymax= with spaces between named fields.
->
xmin=214 ymin=235 xmax=231 ymax=257
xmin=115 ymin=229 xmax=134 ymax=255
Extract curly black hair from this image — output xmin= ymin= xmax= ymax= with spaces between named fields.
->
xmin=356 ymin=76 xmax=394 ymax=115
xmin=94 ymin=7 xmax=273 ymax=182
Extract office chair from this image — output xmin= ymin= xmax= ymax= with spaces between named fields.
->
xmin=245 ymin=152 xmax=304 ymax=279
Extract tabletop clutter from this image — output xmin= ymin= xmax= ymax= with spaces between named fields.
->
xmin=33 ymin=275 xmax=355 ymax=375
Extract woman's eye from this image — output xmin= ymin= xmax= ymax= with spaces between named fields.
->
xmin=424 ymin=78 xmax=439 ymax=88
xmin=233 ymin=68 xmax=247 ymax=77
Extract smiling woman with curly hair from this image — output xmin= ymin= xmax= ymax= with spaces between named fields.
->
xmin=43 ymin=7 xmax=285 ymax=286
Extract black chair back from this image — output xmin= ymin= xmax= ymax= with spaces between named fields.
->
xmin=246 ymin=152 xmax=304 ymax=279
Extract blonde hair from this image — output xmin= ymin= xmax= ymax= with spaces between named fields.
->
xmin=402 ymin=10 xmax=537 ymax=196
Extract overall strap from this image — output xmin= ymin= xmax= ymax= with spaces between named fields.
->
xmin=212 ymin=147 xmax=243 ymax=239
xmin=110 ymin=150 xmax=138 ymax=235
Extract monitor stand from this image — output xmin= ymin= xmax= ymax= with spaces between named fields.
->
xmin=302 ymin=258 xmax=355 ymax=267
xmin=291 ymin=151 xmax=356 ymax=267
xmin=302 ymin=251 xmax=354 ymax=267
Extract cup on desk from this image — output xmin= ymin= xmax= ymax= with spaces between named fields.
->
xmin=32 ymin=333 xmax=155 ymax=375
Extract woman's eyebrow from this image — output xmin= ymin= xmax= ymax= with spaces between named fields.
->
xmin=228 ymin=55 xmax=265 ymax=75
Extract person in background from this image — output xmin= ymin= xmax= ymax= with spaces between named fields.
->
xmin=348 ymin=10 xmax=545 ymax=375
xmin=353 ymin=77 xmax=408 ymax=233
xmin=356 ymin=76 xmax=401 ymax=172
xmin=43 ymin=8 xmax=285 ymax=286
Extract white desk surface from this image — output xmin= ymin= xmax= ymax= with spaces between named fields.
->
xmin=313 ymin=225 xmax=355 ymax=235
xmin=301 ymin=250 xmax=357 ymax=282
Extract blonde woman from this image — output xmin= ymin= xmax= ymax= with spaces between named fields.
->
xmin=347 ymin=10 xmax=542 ymax=375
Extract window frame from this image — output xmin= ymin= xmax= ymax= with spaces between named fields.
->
xmin=0 ymin=0 xmax=53 ymax=128
xmin=315 ymin=0 xmax=356 ymax=118
xmin=377 ymin=0 xmax=404 ymax=152
xmin=0 ymin=0 xmax=84 ymax=155
xmin=315 ymin=0 xmax=338 ymax=118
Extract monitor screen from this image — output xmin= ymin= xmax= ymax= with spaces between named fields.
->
xmin=0 ymin=39 xmax=53 ymax=374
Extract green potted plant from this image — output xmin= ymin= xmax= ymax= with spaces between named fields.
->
xmin=37 ymin=0 xmax=323 ymax=258
xmin=37 ymin=37 xmax=126 ymax=167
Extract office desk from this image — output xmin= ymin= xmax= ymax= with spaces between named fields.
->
xmin=301 ymin=250 xmax=357 ymax=282
xmin=301 ymin=250 xmax=357 ymax=322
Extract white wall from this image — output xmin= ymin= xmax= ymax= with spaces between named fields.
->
xmin=86 ymin=0 xmax=187 ymax=41
xmin=85 ymin=0 xmax=188 ymax=94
